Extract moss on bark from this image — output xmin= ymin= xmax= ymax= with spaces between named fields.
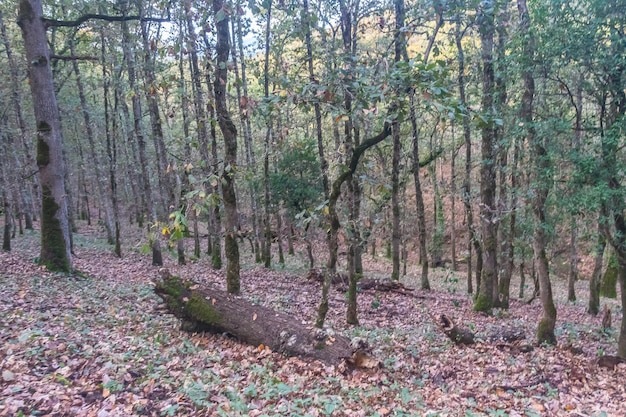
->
xmin=185 ymin=293 xmax=222 ymax=324
xmin=40 ymin=185 xmax=70 ymax=272
xmin=601 ymin=252 xmax=618 ymax=299
xmin=473 ymin=292 xmax=491 ymax=313
xmin=225 ymin=234 xmax=240 ymax=294
xmin=537 ymin=317 xmax=557 ymax=345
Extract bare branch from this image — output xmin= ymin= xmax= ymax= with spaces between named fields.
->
xmin=50 ymin=54 xmax=98 ymax=62
xmin=42 ymin=13 xmax=169 ymax=29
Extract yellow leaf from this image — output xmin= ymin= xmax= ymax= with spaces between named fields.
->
xmin=161 ymin=227 xmax=169 ymax=236
xmin=257 ymin=344 xmax=265 ymax=351
xmin=322 ymin=206 xmax=329 ymax=216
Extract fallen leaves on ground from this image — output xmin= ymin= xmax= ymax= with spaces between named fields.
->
xmin=0 ymin=227 xmax=625 ymax=416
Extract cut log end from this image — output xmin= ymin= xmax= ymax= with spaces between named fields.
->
xmin=435 ymin=314 xmax=475 ymax=345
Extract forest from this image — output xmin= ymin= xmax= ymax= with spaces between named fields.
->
xmin=1 ymin=0 xmax=625 ymax=415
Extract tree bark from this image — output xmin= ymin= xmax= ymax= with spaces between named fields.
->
xmin=232 ymin=11 xmax=261 ymax=263
xmin=68 ymin=35 xmax=115 ymax=245
xmin=120 ymin=5 xmax=162 ymax=266
xmin=316 ymin=123 xmax=392 ymax=328
xmin=262 ymin=1 xmax=273 ymax=269
xmin=455 ymin=15 xmax=480 ymax=295
xmin=588 ymin=224 xmax=606 ymax=315
xmin=435 ymin=314 xmax=475 ymax=345
xmin=474 ymin=2 xmax=497 ymax=312
xmin=213 ymin=0 xmax=240 ymax=294
xmin=154 ymin=271 xmax=354 ymax=365
xmin=518 ymin=0 xmax=557 ymax=344
xmin=18 ymin=0 xmax=72 ymax=272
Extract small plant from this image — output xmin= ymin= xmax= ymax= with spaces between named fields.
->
xmin=371 ymin=293 xmax=381 ymax=309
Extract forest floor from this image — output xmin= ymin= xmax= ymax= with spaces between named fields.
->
xmin=0 ymin=222 xmax=625 ymax=417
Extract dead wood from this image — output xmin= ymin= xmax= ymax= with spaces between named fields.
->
xmin=306 ymin=268 xmax=347 ymax=286
xmin=597 ymin=355 xmax=625 ymax=370
xmin=494 ymin=342 xmax=534 ymax=354
xmin=154 ymin=270 xmax=356 ymax=365
xmin=435 ymin=314 xmax=475 ymax=345
xmin=357 ymin=278 xmax=413 ymax=294
xmin=487 ymin=328 xmax=526 ymax=343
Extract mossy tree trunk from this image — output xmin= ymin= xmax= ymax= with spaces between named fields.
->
xmin=213 ymin=0 xmax=240 ymax=294
xmin=601 ymin=248 xmax=618 ymax=299
xmin=455 ymin=15 xmax=479 ymax=295
xmin=316 ymin=123 xmax=392 ymax=328
xmin=588 ymin=229 xmax=606 ymax=315
xmin=18 ymin=0 xmax=72 ymax=272
xmin=474 ymin=2 xmax=497 ymax=313
xmin=2 ymin=191 xmax=10 ymax=252
xmin=518 ymin=0 xmax=557 ymax=345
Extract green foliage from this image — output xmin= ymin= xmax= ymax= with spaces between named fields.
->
xmin=270 ymin=138 xmax=324 ymax=215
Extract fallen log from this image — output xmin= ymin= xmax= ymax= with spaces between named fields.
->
xmin=435 ymin=314 xmax=475 ymax=345
xmin=153 ymin=270 xmax=356 ymax=365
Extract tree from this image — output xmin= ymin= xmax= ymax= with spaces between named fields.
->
xmin=213 ymin=0 xmax=241 ymax=294
xmin=473 ymin=1 xmax=498 ymax=313
xmin=518 ymin=0 xmax=557 ymax=345
xmin=17 ymin=0 xmax=72 ymax=272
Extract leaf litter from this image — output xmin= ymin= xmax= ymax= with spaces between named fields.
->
xmin=0 ymin=228 xmax=625 ymax=416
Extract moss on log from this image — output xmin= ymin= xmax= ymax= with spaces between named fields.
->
xmin=154 ymin=270 xmax=355 ymax=365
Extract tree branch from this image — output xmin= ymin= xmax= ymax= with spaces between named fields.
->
xmin=42 ymin=13 xmax=170 ymax=29
xmin=50 ymin=54 xmax=98 ymax=61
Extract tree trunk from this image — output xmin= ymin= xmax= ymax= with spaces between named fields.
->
xmin=232 ymin=11 xmax=261 ymax=263
xmin=139 ymin=9 xmax=171 ymax=219
xmin=99 ymin=19 xmax=122 ymax=258
xmin=450 ymin=144 xmax=457 ymax=271
xmin=1 ymin=9 xmax=36 ymax=229
xmin=262 ymin=1 xmax=273 ymax=269
xmin=68 ymin=36 xmax=115 ymax=245
xmin=588 ymin=227 xmax=605 ymax=315
xmin=391 ymin=0 xmax=404 ymax=281
xmin=474 ymin=2 xmax=497 ymax=313
xmin=391 ymin=120 xmax=401 ymax=281
xmin=303 ymin=0 xmax=330 ymax=279
xmin=154 ymin=271 xmax=354 ymax=365
xmin=494 ymin=16 xmax=509 ymax=308
xmin=213 ymin=0 xmax=240 ymax=294
xmin=455 ymin=16 xmax=479 ymax=295
xmin=601 ymin=248 xmax=618 ymax=299
xmin=18 ymin=0 xmax=72 ymax=272
xmin=518 ymin=0 xmax=557 ymax=344
xmin=2 ymin=191 xmax=10 ymax=252
xmin=316 ymin=124 xmax=392 ymax=328
xmin=567 ymin=220 xmax=578 ymax=302
xmin=120 ymin=6 xmax=162 ymax=266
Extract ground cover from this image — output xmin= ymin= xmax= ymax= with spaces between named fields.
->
xmin=0 ymin=225 xmax=624 ymax=416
